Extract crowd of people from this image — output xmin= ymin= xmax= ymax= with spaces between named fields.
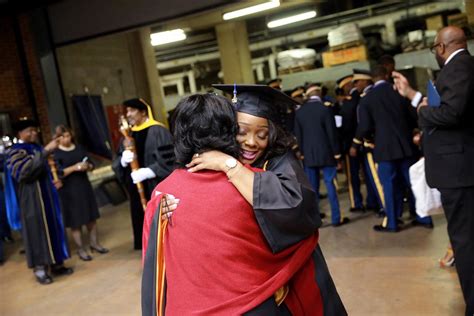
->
xmin=0 ymin=25 xmax=472 ymax=315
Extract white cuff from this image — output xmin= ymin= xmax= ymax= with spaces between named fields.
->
xmin=411 ymin=91 xmax=422 ymax=108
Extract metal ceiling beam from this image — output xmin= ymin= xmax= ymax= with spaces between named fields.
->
xmin=156 ymin=1 xmax=461 ymax=71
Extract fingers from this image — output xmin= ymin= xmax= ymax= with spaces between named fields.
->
xmin=187 ymin=163 xmax=206 ymax=173
xmin=185 ymin=157 xmax=201 ymax=168
xmin=161 ymin=212 xmax=173 ymax=221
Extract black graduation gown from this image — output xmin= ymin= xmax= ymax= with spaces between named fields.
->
xmin=253 ymin=151 xmax=346 ymax=315
xmin=142 ymin=151 xmax=346 ymax=315
xmin=112 ymin=124 xmax=174 ymax=249
xmin=5 ymin=143 xmax=69 ymax=268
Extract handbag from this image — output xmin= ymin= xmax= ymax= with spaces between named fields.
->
xmin=409 ymin=158 xmax=443 ymax=217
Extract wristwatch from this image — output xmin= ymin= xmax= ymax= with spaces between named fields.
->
xmin=224 ymin=158 xmax=238 ymax=172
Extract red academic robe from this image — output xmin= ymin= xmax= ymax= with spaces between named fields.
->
xmin=142 ymin=168 xmax=323 ymax=315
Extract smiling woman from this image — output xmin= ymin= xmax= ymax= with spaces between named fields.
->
xmin=237 ymin=112 xmax=269 ymax=165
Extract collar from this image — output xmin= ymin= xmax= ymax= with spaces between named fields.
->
xmin=308 ymin=96 xmax=322 ymax=102
xmin=131 ymin=100 xmax=165 ymax=132
xmin=363 ymin=84 xmax=373 ymax=94
xmin=374 ymin=80 xmax=387 ymax=87
xmin=349 ymin=87 xmax=358 ymax=95
xmin=445 ymin=48 xmax=466 ymax=65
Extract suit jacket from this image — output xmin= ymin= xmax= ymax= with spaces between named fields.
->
xmin=295 ymin=98 xmax=341 ymax=167
xmin=339 ymin=89 xmax=360 ymax=154
xmin=354 ymin=81 xmax=418 ymax=162
xmin=418 ymin=50 xmax=474 ymax=188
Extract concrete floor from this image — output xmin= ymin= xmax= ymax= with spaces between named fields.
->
xmin=0 ymin=189 xmax=465 ymax=315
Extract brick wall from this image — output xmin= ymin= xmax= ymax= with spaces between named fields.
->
xmin=0 ymin=16 xmax=32 ymax=119
xmin=0 ymin=14 xmax=52 ymax=141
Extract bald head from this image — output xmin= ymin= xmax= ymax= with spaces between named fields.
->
xmin=433 ymin=26 xmax=467 ymax=67
xmin=437 ymin=26 xmax=467 ymax=51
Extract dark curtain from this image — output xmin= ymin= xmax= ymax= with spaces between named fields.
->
xmin=72 ymin=95 xmax=112 ymax=159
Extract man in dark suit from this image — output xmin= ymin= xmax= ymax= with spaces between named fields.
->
xmin=295 ymin=83 xmax=349 ymax=227
xmin=348 ymin=70 xmax=385 ymax=214
xmin=352 ymin=66 xmax=433 ymax=233
xmin=393 ymin=26 xmax=474 ymax=315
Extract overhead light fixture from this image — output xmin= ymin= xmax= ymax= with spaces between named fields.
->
xmin=267 ymin=10 xmax=317 ymax=28
xmin=223 ymin=0 xmax=280 ymax=21
xmin=150 ymin=29 xmax=186 ymax=46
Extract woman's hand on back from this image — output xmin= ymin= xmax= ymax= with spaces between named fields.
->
xmin=161 ymin=194 xmax=180 ymax=222
xmin=186 ymin=150 xmax=232 ymax=173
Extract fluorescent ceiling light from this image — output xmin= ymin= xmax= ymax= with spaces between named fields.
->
xmin=223 ymin=0 xmax=280 ymax=21
xmin=267 ymin=10 xmax=317 ymax=28
xmin=151 ymin=29 xmax=186 ymax=46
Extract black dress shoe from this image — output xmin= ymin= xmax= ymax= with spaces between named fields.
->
xmin=36 ymin=274 xmax=53 ymax=285
xmin=51 ymin=266 xmax=74 ymax=276
xmin=397 ymin=219 xmax=405 ymax=226
xmin=411 ymin=220 xmax=434 ymax=229
xmin=349 ymin=207 xmax=365 ymax=213
xmin=333 ymin=217 xmax=350 ymax=227
xmin=373 ymin=224 xmax=399 ymax=233
xmin=365 ymin=205 xmax=379 ymax=212
xmin=320 ymin=213 xmax=326 ymax=219
xmin=2 ymin=236 xmax=14 ymax=243
xmin=319 ymin=193 xmax=328 ymax=200
xmin=34 ymin=269 xmax=53 ymax=285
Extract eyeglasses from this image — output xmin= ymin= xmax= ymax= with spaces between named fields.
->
xmin=430 ymin=42 xmax=442 ymax=54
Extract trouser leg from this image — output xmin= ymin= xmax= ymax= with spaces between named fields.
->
xmin=377 ymin=161 xmax=397 ymax=230
xmin=130 ymin=197 xmax=145 ymax=250
xmin=304 ymin=166 xmax=321 ymax=204
xmin=323 ymin=166 xmax=341 ymax=225
xmin=363 ymin=151 xmax=385 ymax=209
xmin=345 ymin=154 xmax=363 ymax=209
xmin=439 ymin=187 xmax=474 ymax=315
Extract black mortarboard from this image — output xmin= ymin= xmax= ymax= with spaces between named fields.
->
xmin=352 ymin=69 xmax=372 ymax=81
xmin=123 ymin=98 xmax=148 ymax=111
xmin=212 ymin=84 xmax=297 ymax=124
xmin=336 ymin=75 xmax=353 ymax=89
xmin=12 ymin=118 xmax=38 ymax=132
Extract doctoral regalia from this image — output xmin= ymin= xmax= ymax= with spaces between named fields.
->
xmin=5 ymin=142 xmax=69 ymax=268
xmin=112 ymin=99 xmax=175 ymax=250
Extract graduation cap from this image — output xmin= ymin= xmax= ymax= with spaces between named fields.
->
xmin=352 ymin=69 xmax=372 ymax=81
xmin=12 ymin=117 xmax=38 ymax=132
xmin=123 ymin=98 xmax=149 ymax=111
xmin=212 ymin=84 xmax=298 ymax=124
xmin=336 ymin=75 xmax=353 ymax=89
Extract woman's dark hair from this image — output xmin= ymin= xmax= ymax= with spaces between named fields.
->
xmin=171 ymin=94 xmax=240 ymax=166
xmin=252 ymin=119 xmax=297 ymax=168
xmin=55 ymin=125 xmax=75 ymax=143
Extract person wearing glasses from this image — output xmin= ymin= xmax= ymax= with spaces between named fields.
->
xmin=393 ymin=26 xmax=474 ymax=316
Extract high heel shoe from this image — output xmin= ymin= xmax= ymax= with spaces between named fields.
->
xmin=77 ymin=249 xmax=92 ymax=261
xmin=439 ymin=248 xmax=455 ymax=268
xmin=90 ymin=245 xmax=109 ymax=254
